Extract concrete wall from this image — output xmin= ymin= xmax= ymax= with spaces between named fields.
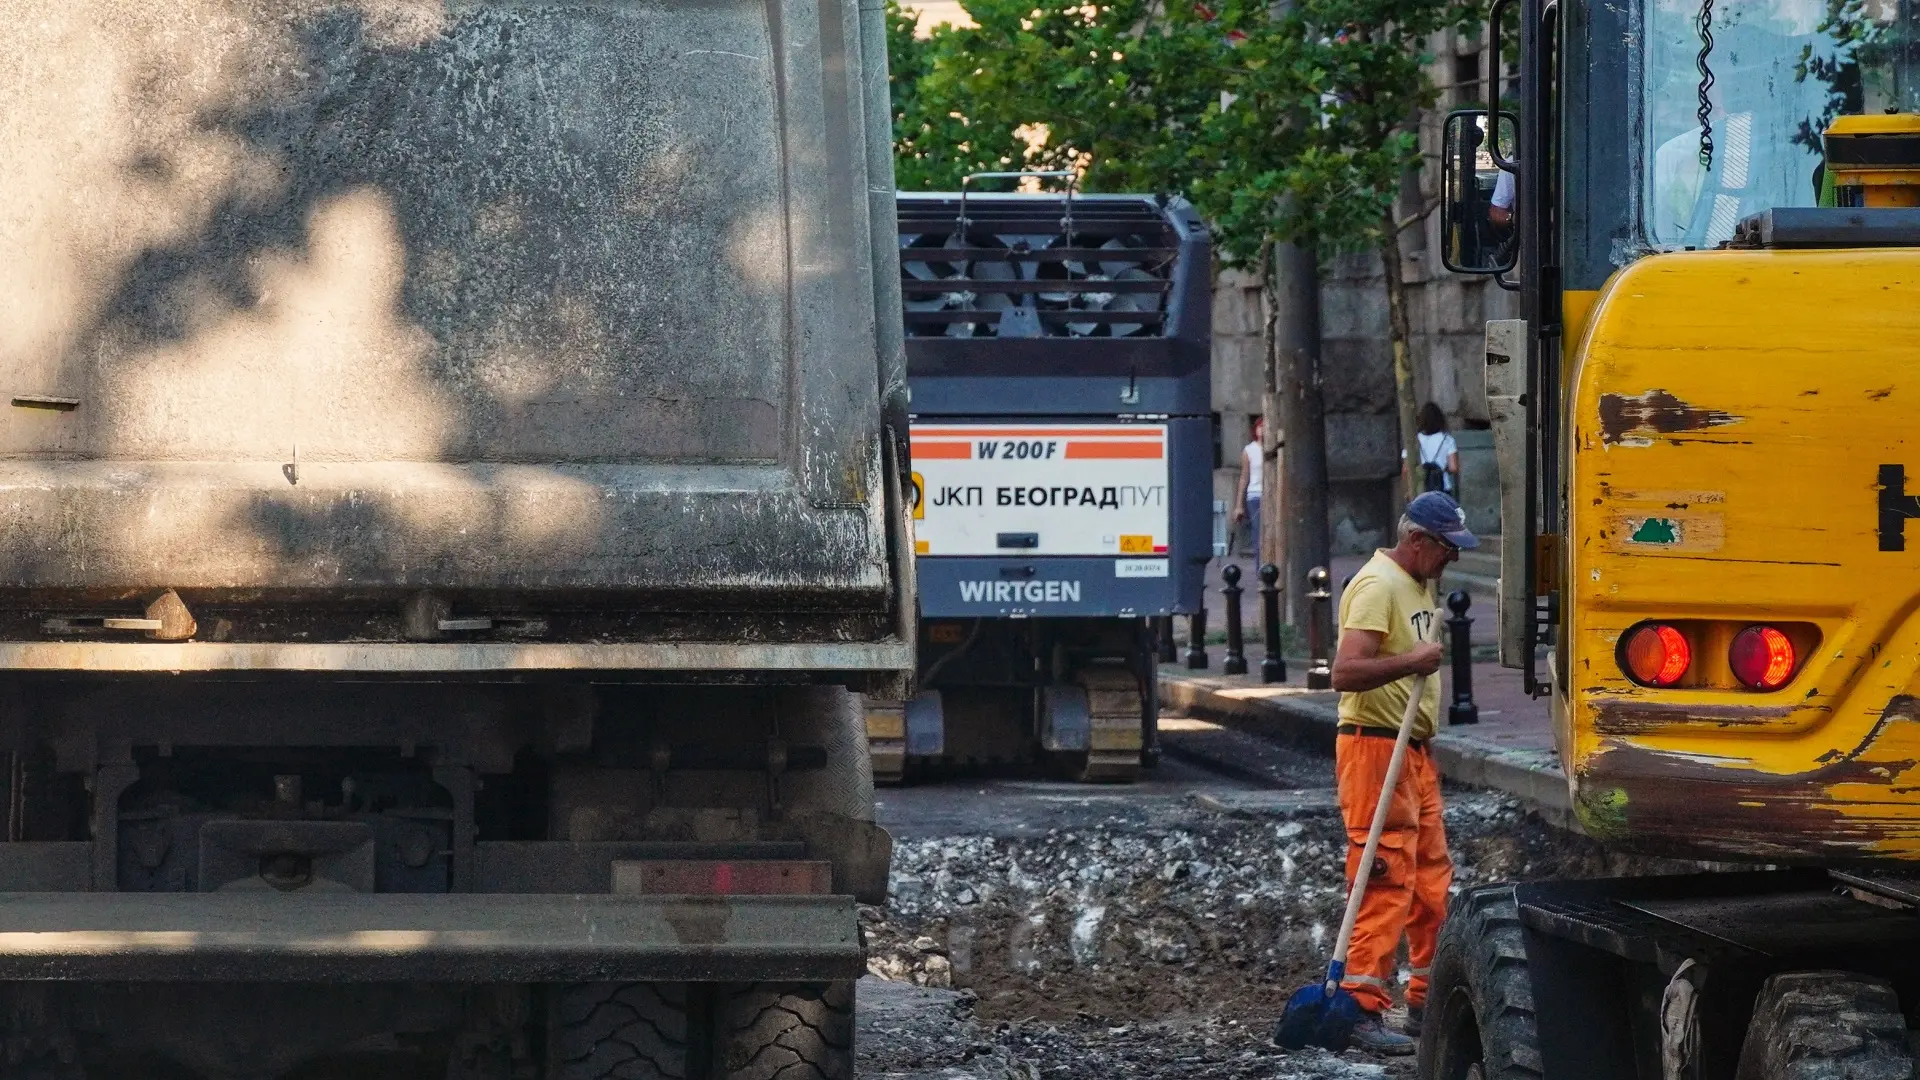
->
xmin=1210 ymin=267 xmax=1266 ymax=537
xmin=1208 ymin=29 xmax=1517 ymax=554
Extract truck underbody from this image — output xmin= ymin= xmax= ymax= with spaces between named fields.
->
xmin=0 ymin=675 xmax=884 ymax=1078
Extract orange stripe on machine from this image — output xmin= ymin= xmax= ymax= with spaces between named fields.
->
xmin=912 ymin=426 xmax=1152 ymax=438
xmin=1067 ymin=441 xmax=1164 ymax=459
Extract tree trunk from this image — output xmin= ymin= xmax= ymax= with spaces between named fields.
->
xmin=1380 ymin=218 xmax=1421 ymax=506
xmin=1270 ymin=237 xmax=1327 ymax=626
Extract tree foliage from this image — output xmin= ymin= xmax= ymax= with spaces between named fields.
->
xmin=887 ymin=0 xmax=1223 ymax=194
xmin=890 ymin=0 xmax=1482 ymax=502
xmin=890 ymin=0 xmax=1477 ymax=255
xmin=889 ymin=1 xmax=1026 ymax=190
xmin=1193 ymin=0 xmax=1481 ymax=500
xmin=1194 ymin=0 xmax=1478 ymax=263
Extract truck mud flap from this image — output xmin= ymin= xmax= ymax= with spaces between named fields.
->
xmin=0 ymin=892 xmax=862 ymax=983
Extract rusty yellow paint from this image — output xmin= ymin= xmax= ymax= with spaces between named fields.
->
xmin=1565 ymin=247 xmax=1920 ymax=862
xmin=1604 ymin=511 xmax=1725 ymax=555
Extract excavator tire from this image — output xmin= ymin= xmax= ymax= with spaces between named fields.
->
xmin=713 ymin=981 xmax=855 ymax=1080
xmin=1418 ymin=886 xmax=1543 ymax=1080
xmin=550 ymin=982 xmax=691 ymax=1080
xmin=1735 ymin=971 xmax=1913 ymax=1080
xmin=1064 ymin=666 xmax=1145 ymax=784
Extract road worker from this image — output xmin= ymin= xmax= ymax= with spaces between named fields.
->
xmin=1326 ymin=491 xmax=1475 ymax=1054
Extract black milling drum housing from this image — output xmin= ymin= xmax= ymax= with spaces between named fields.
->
xmin=896 ymin=191 xmax=1212 ymax=419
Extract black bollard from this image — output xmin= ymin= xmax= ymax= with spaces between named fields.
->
xmin=1259 ymin=564 xmax=1286 ymax=683
xmin=1447 ymin=590 xmax=1480 ymax=725
xmin=1306 ymin=566 xmax=1334 ymax=690
xmin=1221 ymin=565 xmax=1248 ymax=676
xmin=1186 ymin=606 xmax=1209 ymax=669
xmin=1156 ymin=615 xmax=1177 ymax=664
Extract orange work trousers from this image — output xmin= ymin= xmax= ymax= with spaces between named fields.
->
xmin=1334 ymin=731 xmax=1452 ymax=1015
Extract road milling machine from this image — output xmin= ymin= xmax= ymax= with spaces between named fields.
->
xmin=0 ymin=1 xmax=912 ymax=1077
xmin=1424 ymin=2 xmax=1920 ymax=1079
xmin=864 ymin=189 xmax=1211 ymax=784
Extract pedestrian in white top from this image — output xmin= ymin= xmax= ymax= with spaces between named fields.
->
xmin=1234 ymin=414 xmax=1265 ymax=552
xmin=1411 ymin=403 xmax=1458 ymax=496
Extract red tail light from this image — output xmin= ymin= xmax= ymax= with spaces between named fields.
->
xmin=1622 ymin=624 xmax=1691 ymax=687
xmin=1730 ymin=626 xmax=1796 ymax=691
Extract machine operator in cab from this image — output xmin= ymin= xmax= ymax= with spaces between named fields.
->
xmin=1324 ymin=492 xmax=1476 ymax=1055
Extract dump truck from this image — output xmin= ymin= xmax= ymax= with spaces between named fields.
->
xmin=864 ymin=188 xmax=1211 ymax=784
xmin=0 ymin=1 xmax=910 ymax=1076
xmin=1422 ymin=4 xmax=1920 ymax=1079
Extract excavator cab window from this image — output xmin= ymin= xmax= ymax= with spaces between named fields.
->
xmin=1640 ymin=0 xmax=1920 ymax=249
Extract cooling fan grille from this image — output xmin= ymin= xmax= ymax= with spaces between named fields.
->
xmin=897 ymin=197 xmax=1177 ymax=339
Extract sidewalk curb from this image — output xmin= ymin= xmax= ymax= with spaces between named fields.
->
xmin=1160 ymin=669 xmax=1579 ymax=832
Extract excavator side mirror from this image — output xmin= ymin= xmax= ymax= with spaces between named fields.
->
xmin=1441 ymin=109 xmax=1520 ymax=275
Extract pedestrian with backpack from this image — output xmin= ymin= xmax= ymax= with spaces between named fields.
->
xmin=1412 ymin=403 xmax=1458 ymax=496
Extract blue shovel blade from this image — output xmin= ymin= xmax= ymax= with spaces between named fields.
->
xmin=1273 ymin=980 xmax=1366 ymax=1051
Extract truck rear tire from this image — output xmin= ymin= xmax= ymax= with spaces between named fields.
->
xmin=1419 ymin=886 xmax=1543 ymax=1080
xmin=1735 ymin=971 xmax=1913 ymax=1080
xmin=550 ymin=982 xmax=691 ymax=1079
xmin=550 ymin=981 xmax=852 ymax=1080
xmin=713 ymin=981 xmax=854 ymax=1080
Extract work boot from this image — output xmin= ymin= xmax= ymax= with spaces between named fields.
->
xmin=1350 ymin=1014 xmax=1416 ymax=1056
xmin=1403 ymin=1005 xmax=1425 ymax=1038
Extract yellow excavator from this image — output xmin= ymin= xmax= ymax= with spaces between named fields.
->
xmin=1425 ymin=2 xmax=1920 ymax=1078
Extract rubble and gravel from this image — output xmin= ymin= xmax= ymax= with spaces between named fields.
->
xmin=858 ymin=975 xmax=1410 ymax=1080
xmin=859 ymin=779 xmax=1693 ymax=1078
xmin=865 ymin=790 xmax=1643 ymax=1021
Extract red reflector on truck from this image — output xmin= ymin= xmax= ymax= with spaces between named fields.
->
xmin=1730 ymin=626 xmax=1796 ymax=691
xmin=1622 ymin=624 xmax=1690 ymax=687
xmin=612 ymin=860 xmax=834 ymax=896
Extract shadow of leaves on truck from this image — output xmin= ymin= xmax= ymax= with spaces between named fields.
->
xmin=0 ymin=0 xmax=892 ymax=614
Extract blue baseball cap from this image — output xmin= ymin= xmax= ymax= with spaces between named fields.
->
xmin=1407 ymin=491 xmax=1479 ymax=550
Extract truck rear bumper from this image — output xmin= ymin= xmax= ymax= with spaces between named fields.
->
xmin=0 ymin=892 xmax=862 ymax=982
xmin=0 ymin=641 xmax=913 ymax=674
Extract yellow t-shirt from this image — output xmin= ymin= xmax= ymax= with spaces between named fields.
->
xmin=1336 ymin=550 xmax=1442 ymax=740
